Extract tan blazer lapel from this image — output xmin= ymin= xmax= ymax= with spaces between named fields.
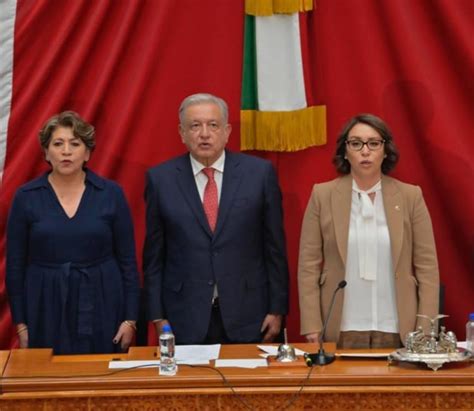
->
xmin=382 ymin=176 xmax=404 ymax=271
xmin=332 ymin=175 xmax=353 ymax=266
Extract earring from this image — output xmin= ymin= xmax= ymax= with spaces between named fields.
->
xmin=384 ymin=154 xmax=387 ymax=158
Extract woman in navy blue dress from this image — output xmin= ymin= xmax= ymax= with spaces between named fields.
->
xmin=6 ymin=111 xmax=140 ymax=354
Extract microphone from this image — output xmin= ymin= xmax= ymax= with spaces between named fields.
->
xmin=304 ymin=280 xmax=347 ymax=366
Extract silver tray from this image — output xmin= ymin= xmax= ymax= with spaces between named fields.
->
xmin=388 ymin=348 xmax=472 ymax=371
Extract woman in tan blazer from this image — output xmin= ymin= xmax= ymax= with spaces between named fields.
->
xmin=298 ymin=114 xmax=439 ymax=348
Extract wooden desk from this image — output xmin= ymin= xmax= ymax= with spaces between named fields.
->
xmin=1 ymin=344 xmax=473 ymax=410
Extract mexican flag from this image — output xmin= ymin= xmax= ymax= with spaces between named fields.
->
xmin=241 ymin=0 xmax=326 ymax=151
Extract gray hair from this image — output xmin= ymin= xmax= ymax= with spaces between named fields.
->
xmin=179 ymin=93 xmax=229 ymax=124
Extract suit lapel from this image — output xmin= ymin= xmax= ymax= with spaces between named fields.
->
xmin=332 ymin=175 xmax=352 ymax=266
xmin=175 ymin=154 xmax=213 ymax=237
xmin=382 ymin=176 xmax=404 ymax=271
xmin=213 ymin=151 xmax=243 ymax=240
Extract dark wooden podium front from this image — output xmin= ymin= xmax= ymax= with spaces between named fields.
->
xmin=1 ymin=344 xmax=473 ymax=410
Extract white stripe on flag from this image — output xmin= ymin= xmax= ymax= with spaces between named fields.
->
xmin=255 ymin=13 xmax=306 ymax=111
xmin=0 ymin=0 xmax=17 ymax=184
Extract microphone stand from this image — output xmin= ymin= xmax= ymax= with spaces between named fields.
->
xmin=305 ymin=280 xmax=347 ymax=366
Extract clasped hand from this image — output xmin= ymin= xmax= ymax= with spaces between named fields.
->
xmin=113 ymin=321 xmax=136 ymax=351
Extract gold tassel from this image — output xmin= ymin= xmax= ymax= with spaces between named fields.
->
xmin=245 ymin=0 xmax=313 ymax=16
xmin=240 ymin=105 xmax=326 ymax=152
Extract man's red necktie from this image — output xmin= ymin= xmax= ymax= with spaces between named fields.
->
xmin=202 ymin=167 xmax=218 ymax=232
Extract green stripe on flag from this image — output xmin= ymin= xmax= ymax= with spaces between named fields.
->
xmin=241 ymin=14 xmax=258 ymax=110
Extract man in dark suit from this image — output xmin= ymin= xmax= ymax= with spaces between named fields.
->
xmin=143 ymin=93 xmax=289 ymax=344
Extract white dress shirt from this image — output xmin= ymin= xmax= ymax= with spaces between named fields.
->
xmin=340 ymin=180 xmax=399 ymax=333
xmin=189 ymin=151 xmax=225 ymax=203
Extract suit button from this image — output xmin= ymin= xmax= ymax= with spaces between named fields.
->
xmin=213 ymin=251 xmax=219 ymax=257
xmin=208 ymin=280 xmax=214 ymax=286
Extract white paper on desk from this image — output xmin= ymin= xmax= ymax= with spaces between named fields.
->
xmin=257 ymin=344 xmax=307 ymax=357
xmin=215 ymin=359 xmax=268 ymax=369
xmin=109 ymin=360 xmax=161 ymax=369
xmin=108 ymin=357 xmax=210 ymax=369
xmin=336 ymin=352 xmax=390 ymax=358
xmin=108 ymin=345 xmax=220 ymax=369
xmin=457 ymin=341 xmax=468 ymax=350
xmin=175 ymin=344 xmax=221 ymax=362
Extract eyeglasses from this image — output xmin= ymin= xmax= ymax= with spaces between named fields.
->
xmin=346 ymin=139 xmax=385 ymax=151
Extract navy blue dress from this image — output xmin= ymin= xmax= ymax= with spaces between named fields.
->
xmin=6 ymin=169 xmax=140 ymax=354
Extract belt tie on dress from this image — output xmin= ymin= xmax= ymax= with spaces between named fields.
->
xmin=32 ymin=256 xmax=112 ymax=337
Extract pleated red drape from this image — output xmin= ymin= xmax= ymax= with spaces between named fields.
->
xmin=1 ymin=0 xmax=472 ymax=349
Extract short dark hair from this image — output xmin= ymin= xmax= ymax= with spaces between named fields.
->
xmin=333 ymin=113 xmax=399 ymax=174
xmin=39 ymin=111 xmax=95 ymax=151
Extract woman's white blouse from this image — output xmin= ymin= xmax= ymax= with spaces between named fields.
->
xmin=340 ymin=180 xmax=399 ymax=333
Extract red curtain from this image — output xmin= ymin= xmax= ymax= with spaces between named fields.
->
xmin=1 ymin=0 xmax=472 ymax=349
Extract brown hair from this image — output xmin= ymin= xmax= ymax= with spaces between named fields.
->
xmin=333 ymin=113 xmax=399 ymax=174
xmin=39 ymin=111 xmax=95 ymax=151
